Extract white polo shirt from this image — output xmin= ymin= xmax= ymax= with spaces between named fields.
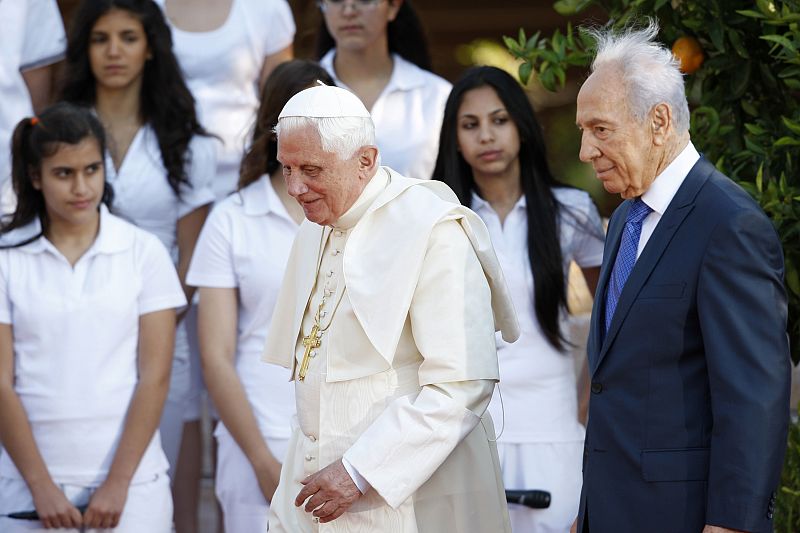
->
xmin=0 ymin=0 xmax=65 ymax=188
xmin=0 ymin=205 xmax=186 ymax=484
xmin=155 ymin=0 xmax=296 ymax=198
xmin=186 ymin=176 xmax=296 ymax=439
xmin=321 ymin=51 xmax=452 ymax=181
xmin=474 ymin=187 xmax=605 ymax=443
xmin=104 ymin=125 xmax=216 ymax=259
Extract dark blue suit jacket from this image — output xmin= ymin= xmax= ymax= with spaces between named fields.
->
xmin=578 ymin=157 xmax=790 ymax=533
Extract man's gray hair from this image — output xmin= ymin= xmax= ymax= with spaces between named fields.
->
xmin=588 ymin=19 xmax=690 ymax=132
xmin=276 ymin=116 xmax=376 ymax=160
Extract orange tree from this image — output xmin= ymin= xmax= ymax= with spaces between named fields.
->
xmin=504 ymin=1 xmax=800 ymax=528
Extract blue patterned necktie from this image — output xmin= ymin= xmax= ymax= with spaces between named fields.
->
xmin=604 ymin=198 xmax=653 ymax=334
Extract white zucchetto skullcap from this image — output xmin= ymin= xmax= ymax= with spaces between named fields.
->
xmin=278 ymin=83 xmax=370 ymax=119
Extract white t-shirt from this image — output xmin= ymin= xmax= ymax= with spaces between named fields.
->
xmin=104 ymin=124 xmax=216 ymax=259
xmin=156 ymin=0 xmax=296 ymax=198
xmin=186 ymin=176 xmax=296 ymax=439
xmin=0 ymin=205 xmax=186 ymax=484
xmin=321 ymin=51 xmax=451 ymax=181
xmin=0 ymin=0 xmax=65 ymax=187
xmin=474 ymin=187 xmax=605 ymax=443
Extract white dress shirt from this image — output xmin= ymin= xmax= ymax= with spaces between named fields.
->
xmin=472 ymin=187 xmax=605 ymax=442
xmin=186 ymin=175 xmax=297 ymax=439
xmin=0 ymin=206 xmax=186 ymax=485
xmin=155 ymin=0 xmax=295 ymax=198
xmin=638 ymin=142 xmax=701 ymax=257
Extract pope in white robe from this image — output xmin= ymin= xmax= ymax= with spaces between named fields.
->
xmin=263 ymin=84 xmax=519 ymax=532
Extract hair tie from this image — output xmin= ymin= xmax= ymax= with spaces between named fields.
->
xmin=30 ymin=117 xmax=39 ymax=126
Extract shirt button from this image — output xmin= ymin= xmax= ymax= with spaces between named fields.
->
xmin=334 ymin=230 xmax=343 ymax=237
xmin=305 ymin=454 xmax=313 ymax=461
xmin=309 ymin=435 xmax=317 ymax=442
xmin=333 ymin=249 xmax=341 ymax=256
xmin=310 ymin=351 xmax=317 ymax=358
xmin=321 ymin=311 xmax=327 ymax=318
xmin=591 ymin=382 xmax=603 ymax=394
xmin=327 ymin=270 xmax=334 ymax=277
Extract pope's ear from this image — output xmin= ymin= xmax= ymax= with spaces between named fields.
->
xmin=358 ymin=146 xmax=379 ymax=172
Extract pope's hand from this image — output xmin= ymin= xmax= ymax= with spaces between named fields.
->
xmin=295 ymin=459 xmax=362 ymax=523
xmin=702 ymin=526 xmax=746 ymax=533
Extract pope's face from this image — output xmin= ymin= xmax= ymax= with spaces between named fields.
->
xmin=576 ymin=67 xmax=660 ymax=199
xmin=277 ymin=124 xmax=369 ymax=226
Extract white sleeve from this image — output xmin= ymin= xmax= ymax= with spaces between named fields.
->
xmin=186 ymin=202 xmax=238 ymax=288
xmin=256 ymin=0 xmax=296 ymax=55
xmin=565 ymin=191 xmax=605 ymax=268
xmin=342 ymin=220 xmax=499 ymax=507
xmin=177 ymin=135 xmax=217 ymax=219
xmin=137 ymin=233 xmax=188 ymax=315
xmin=21 ymin=0 xmax=66 ymax=71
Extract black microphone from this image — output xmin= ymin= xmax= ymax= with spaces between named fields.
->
xmin=3 ymin=504 xmax=89 ymax=520
xmin=505 ymin=489 xmax=551 ymax=509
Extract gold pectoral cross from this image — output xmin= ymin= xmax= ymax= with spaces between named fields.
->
xmin=298 ymin=324 xmax=321 ymax=381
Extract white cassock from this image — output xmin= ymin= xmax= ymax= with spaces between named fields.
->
xmin=263 ymin=168 xmax=519 ymax=532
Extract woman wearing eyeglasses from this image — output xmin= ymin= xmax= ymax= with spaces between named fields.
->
xmin=316 ymin=0 xmax=450 ymax=181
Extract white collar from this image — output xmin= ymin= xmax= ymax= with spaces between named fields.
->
xmin=320 ymin=50 xmax=427 ymax=94
xmin=470 ymin=191 xmax=526 ymax=214
xmin=641 ymin=141 xmax=700 ymax=215
xmin=2 ymin=204 xmax=132 ymax=256
xmin=239 ymin=174 xmax=290 ymax=218
xmin=333 ymin=167 xmax=390 ymax=229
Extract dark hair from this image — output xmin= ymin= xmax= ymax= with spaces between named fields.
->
xmin=433 ymin=66 xmax=576 ymax=351
xmin=4 ymin=103 xmax=112 ymax=244
xmin=315 ymin=0 xmax=432 ymax=72
xmin=239 ymin=60 xmax=335 ymax=189
xmin=61 ymin=0 xmax=206 ymax=196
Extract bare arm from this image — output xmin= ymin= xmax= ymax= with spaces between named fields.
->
xmin=177 ymin=205 xmax=211 ymax=304
xmin=21 ymin=62 xmax=61 ymax=114
xmin=82 ymin=308 xmax=176 ymax=529
xmin=577 ymin=265 xmax=600 ymax=424
xmin=198 ymin=287 xmax=281 ymax=501
xmin=0 ymin=323 xmax=83 ymax=529
xmin=258 ymin=45 xmax=293 ymax=91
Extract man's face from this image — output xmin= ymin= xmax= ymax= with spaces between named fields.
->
xmin=277 ymin=124 xmax=369 ymax=226
xmin=576 ymin=67 xmax=660 ymax=199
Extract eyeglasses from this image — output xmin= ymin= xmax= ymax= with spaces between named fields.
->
xmin=317 ymin=0 xmax=385 ymax=12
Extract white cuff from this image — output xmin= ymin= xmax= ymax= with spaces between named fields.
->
xmin=341 ymin=457 xmax=370 ymax=494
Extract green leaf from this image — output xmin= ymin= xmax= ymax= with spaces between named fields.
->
xmin=553 ymin=0 xmax=592 ymax=16
xmin=786 ymin=260 xmax=800 ymax=297
xmin=775 ymin=136 xmax=800 ymax=147
xmin=757 ymin=163 xmax=764 ymax=192
xmin=519 ymin=28 xmax=526 ymax=47
xmin=783 ymin=117 xmax=800 ymax=136
xmin=518 ymin=62 xmax=533 ymax=86
xmin=756 ymin=0 xmax=778 ymax=17
xmin=741 ymin=100 xmax=759 ymax=117
xmin=503 ymin=35 xmax=520 ymax=53
xmin=761 ymin=34 xmax=798 ymax=54
xmin=784 ymin=78 xmax=800 ymax=90
xmin=736 ymin=9 xmax=767 ymax=19
xmin=728 ymin=30 xmax=750 ymax=58
xmin=745 ymin=123 xmax=767 ymax=136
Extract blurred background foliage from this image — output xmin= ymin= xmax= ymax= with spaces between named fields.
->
xmin=504 ymin=0 xmax=800 ymax=528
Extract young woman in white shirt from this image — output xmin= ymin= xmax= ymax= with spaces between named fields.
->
xmin=0 ymin=103 xmax=185 ymax=532
xmin=432 ymin=66 xmax=605 ymax=533
xmin=315 ymin=0 xmax=451 ymax=180
xmin=186 ymin=60 xmax=333 ymax=533
xmin=58 ymin=0 xmax=215 ymax=500
xmin=155 ymin=0 xmax=295 ymax=199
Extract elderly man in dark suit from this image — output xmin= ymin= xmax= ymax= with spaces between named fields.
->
xmin=573 ymin=20 xmax=791 ymax=533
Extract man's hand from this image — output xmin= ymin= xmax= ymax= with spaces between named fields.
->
xmin=294 ymin=460 xmax=362 ymax=523
xmin=702 ymin=526 xmax=746 ymax=533
xmin=570 ymin=516 xmax=578 ymax=533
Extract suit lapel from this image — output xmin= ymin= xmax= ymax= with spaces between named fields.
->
xmin=593 ymin=157 xmax=714 ymax=372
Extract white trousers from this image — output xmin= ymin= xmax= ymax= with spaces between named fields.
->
xmin=0 ymin=473 xmax=172 ymax=532
xmin=214 ymin=429 xmax=290 ymax=533
xmin=497 ymin=440 xmax=583 ymax=533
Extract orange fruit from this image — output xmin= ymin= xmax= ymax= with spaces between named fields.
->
xmin=672 ymin=36 xmax=704 ymax=74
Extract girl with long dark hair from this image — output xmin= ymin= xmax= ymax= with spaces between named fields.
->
xmin=316 ymin=0 xmax=450 ymax=180
xmin=186 ymin=60 xmax=333 ymax=532
xmin=60 ymin=0 xmax=216 ymax=490
xmin=432 ymin=66 xmax=604 ymax=532
xmin=0 ymin=103 xmax=184 ymax=533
